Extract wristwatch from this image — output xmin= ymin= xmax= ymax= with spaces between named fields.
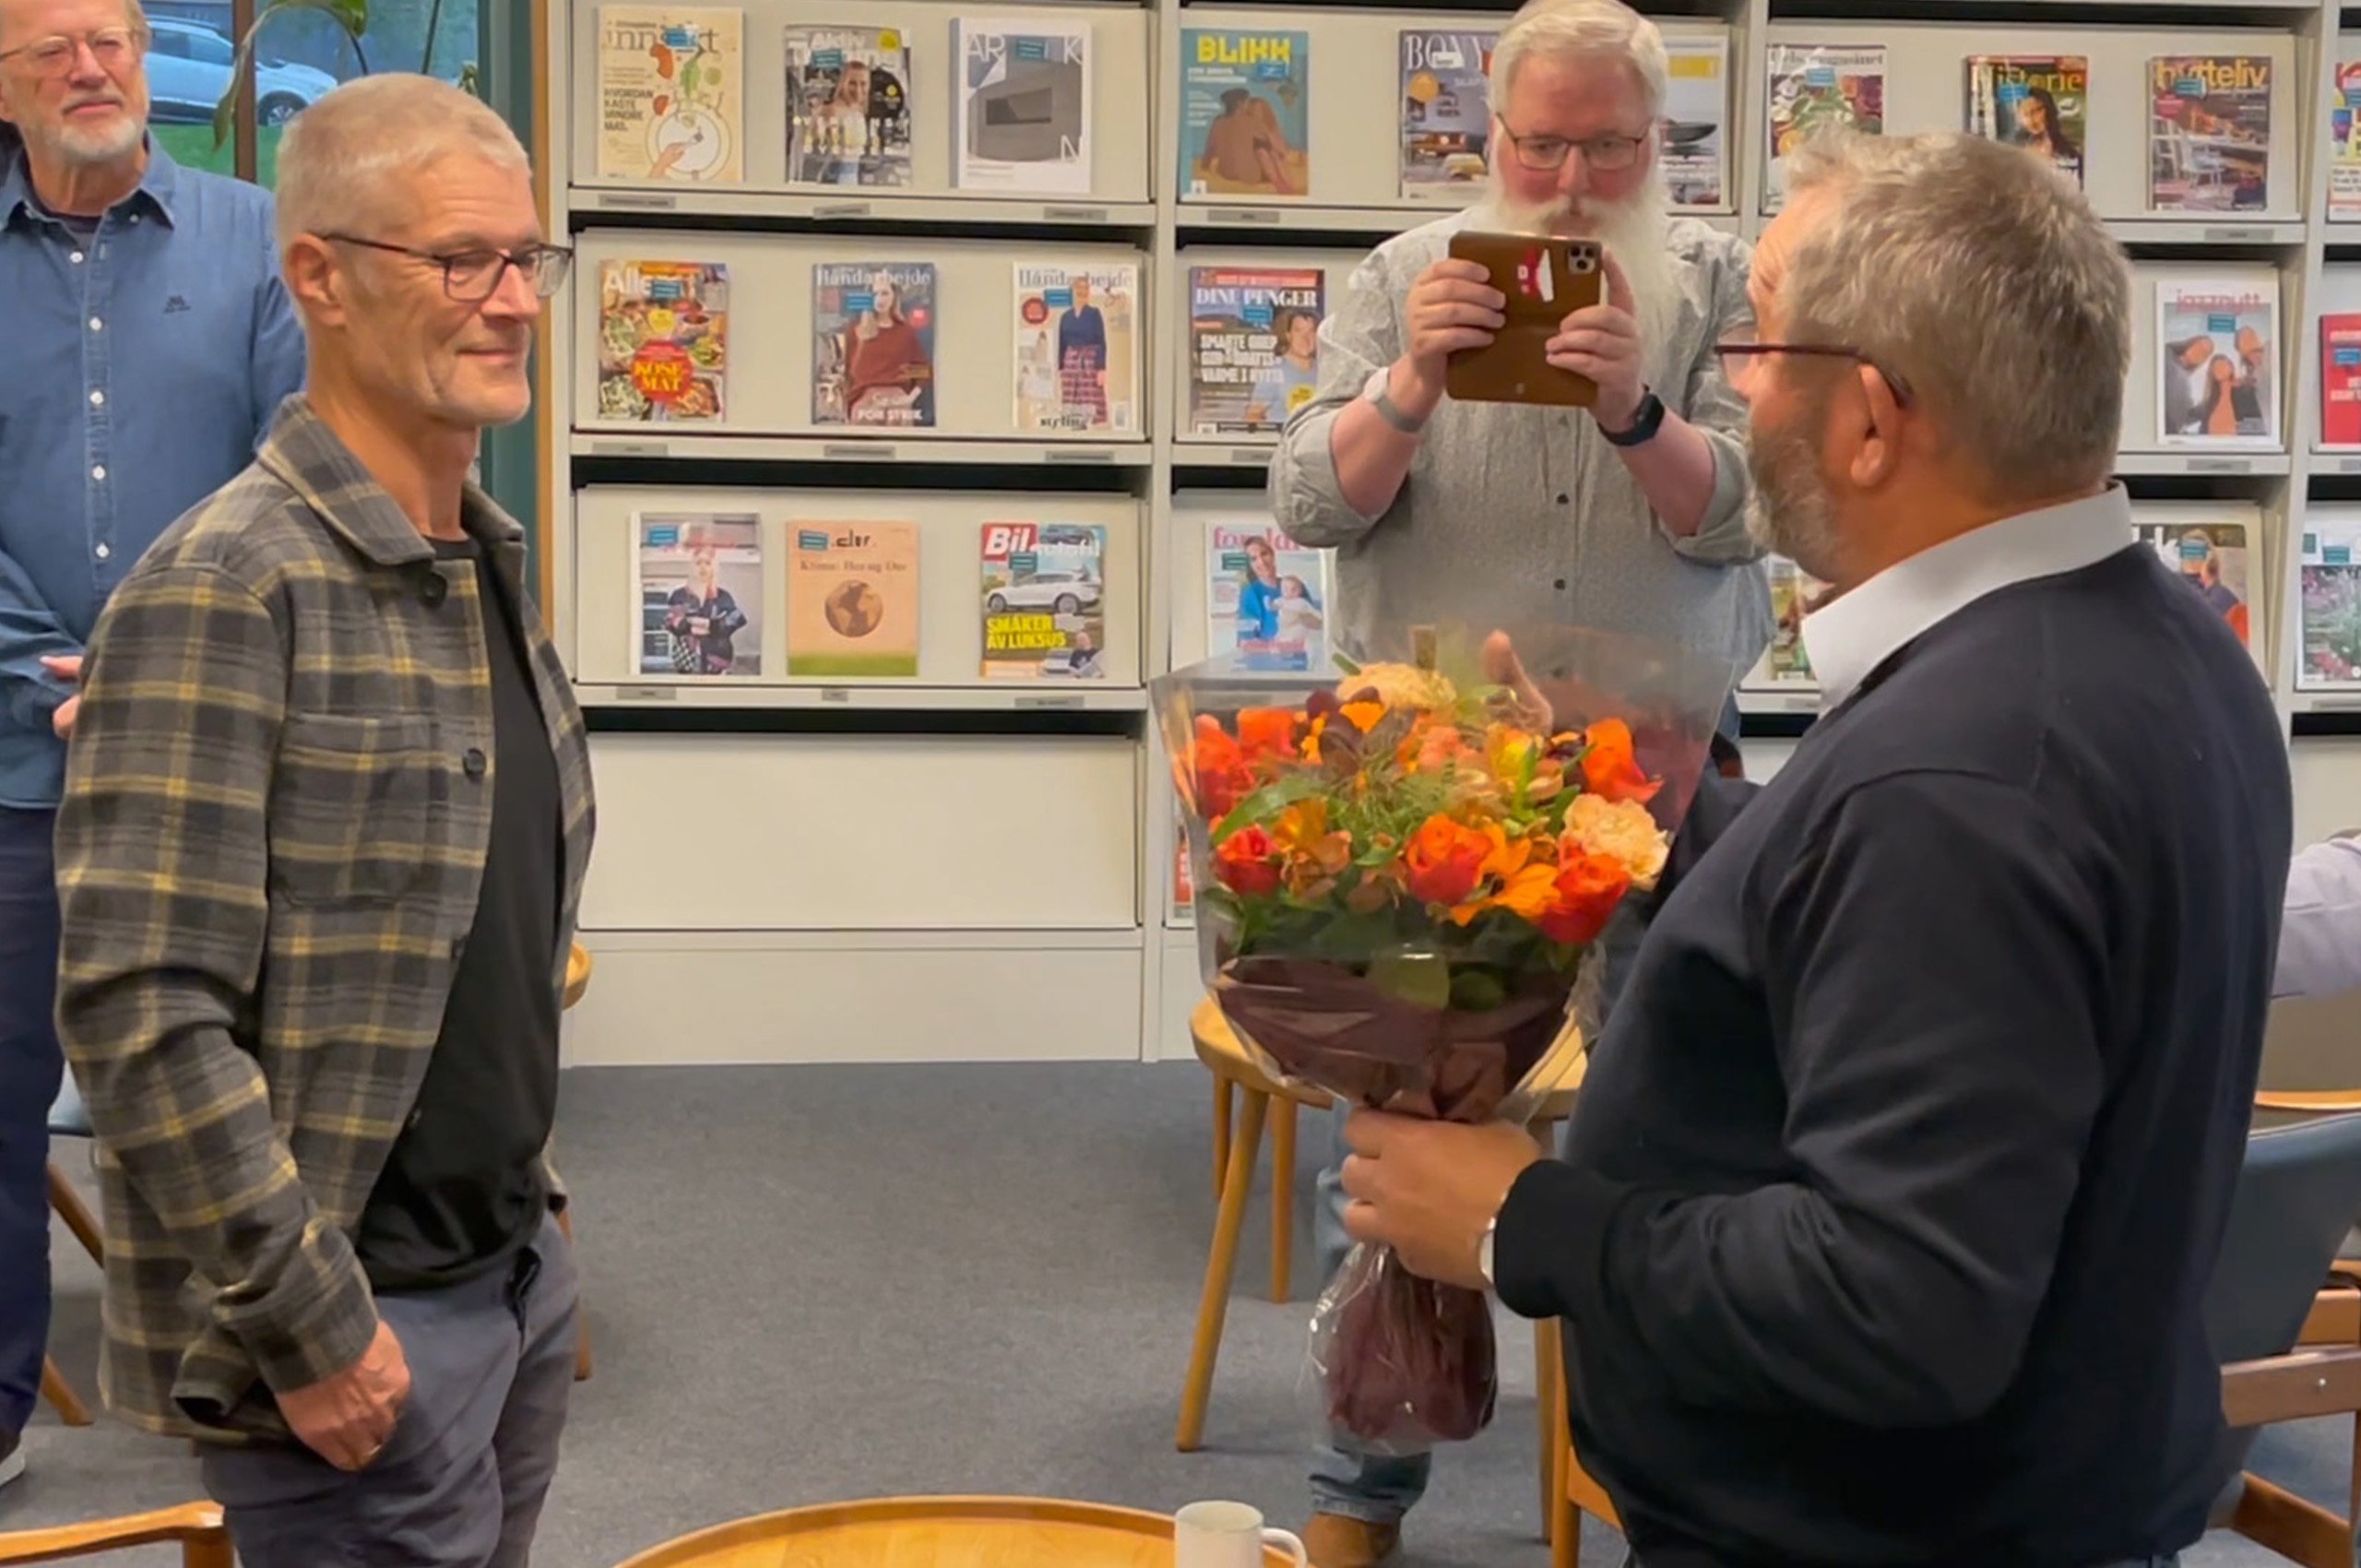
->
xmin=1477 ymin=1215 xmax=1500 ymax=1289
xmin=1598 ymin=387 xmax=1666 ymax=447
xmin=1363 ymin=367 xmax=1430 ymax=434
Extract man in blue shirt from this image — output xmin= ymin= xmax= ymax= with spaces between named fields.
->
xmin=0 ymin=0 xmax=303 ymax=1489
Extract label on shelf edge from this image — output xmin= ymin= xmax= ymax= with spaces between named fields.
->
xmin=1015 ymin=694 xmax=1086 ymax=709
xmin=2183 ymin=456 xmax=2254 ymax=474
xmin=1042 ymin=205 xmax=1109 ymax=222
xmin=2338 ymin=457 xmax=2361 ymax=474
xmin=596 ymin=191 xmax=678 ymax=211
xmin=819 ymin=687 xmax=852 ymax=704
xmin=1230 ymin=447 xmax=1269 ymax=465
xmin=2199 ymin=228 xmax=2273 ymax=244
xmin=1043 ymin=446 xmax=1115 ymax=462
xmin=1207 ymin=208 xmax=1282 ymax=224
xmin=591 ymin=440 xmax=668 ymax=457
xmin=813 ymin=201 xmax=872 ymax=219
xmin=614 ymin=685 xmax=676 ymax=701
xmin=820 ymin=443 xmax=892 ymax=460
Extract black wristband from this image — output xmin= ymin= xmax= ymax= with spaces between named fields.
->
xmin=1599 ymin=389 xmax=1666 ymax=447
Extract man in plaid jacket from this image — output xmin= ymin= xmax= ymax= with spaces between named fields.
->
xmin=51 ymin=72 xmax=594 ymax=1568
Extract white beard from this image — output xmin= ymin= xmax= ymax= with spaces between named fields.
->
xmin=1466 ymin=166 xmax=1680 ymax=383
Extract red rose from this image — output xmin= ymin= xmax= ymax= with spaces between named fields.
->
xmin=1214 ymin=825 xmax=1281 ymax=895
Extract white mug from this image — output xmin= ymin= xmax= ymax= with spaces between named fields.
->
xmin=1173 ymin=1501 xmax=1308 ymax=1568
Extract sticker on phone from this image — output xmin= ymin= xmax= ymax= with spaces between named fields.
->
xmin=1514 ymin=246 xmax=1556 ymax=304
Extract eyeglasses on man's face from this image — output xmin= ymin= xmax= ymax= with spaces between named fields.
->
xmin=1494 ymin=119 xmax=1651 ymax=173
xmin=0 ymin=25 xmax=143 ymax=77
xmin=1713 ymin=338 xmax=1915 ymax=407
xmin=318 ymin=233 xmax=575 ymax=303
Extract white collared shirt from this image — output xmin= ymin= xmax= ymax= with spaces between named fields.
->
xmin=1800 ymin=485 xmax=2141 ymax=710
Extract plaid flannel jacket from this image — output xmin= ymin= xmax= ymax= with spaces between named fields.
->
xmin=52 ymin=395 xmax=597 ymax=1443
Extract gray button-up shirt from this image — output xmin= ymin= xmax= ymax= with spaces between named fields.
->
xmin=1268 ymin=209 xmax=1772 ymax=689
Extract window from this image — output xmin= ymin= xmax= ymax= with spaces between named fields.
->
xmin=142 ymin=0 xmax=481 ymax=186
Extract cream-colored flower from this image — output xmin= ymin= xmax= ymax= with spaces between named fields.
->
xmin=1336 ymin=661 xmax=1459 ymax=713
xmin=1560 ymin=792 xmax=1670 ymax=889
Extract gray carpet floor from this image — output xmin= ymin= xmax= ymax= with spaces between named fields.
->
xmin=4 ymin=1061 xmax=2350 ymax=1567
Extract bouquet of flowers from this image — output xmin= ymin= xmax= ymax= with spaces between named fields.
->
xmin=1152 ymin=623 xmax=1731 ymax=1455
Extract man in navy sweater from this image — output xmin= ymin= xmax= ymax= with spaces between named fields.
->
xmin=1338 ymin=127 xmax=2291 ymax=1568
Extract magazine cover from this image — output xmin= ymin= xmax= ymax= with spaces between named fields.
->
xmin=635 ymin=512 xmax=763 ymax=676
xmin=1965 ymin=54 xmax=2088 ymax=187
xmin=1739 ymin=555 xmax=1832 ymax=691
xmin=784 ymin=24 xmax=912 ymax=188
xmin=2136 ymin=518 xmax=2251 ymax=648
xmin=594 ymin=6 xmax=743 ymax=183
xmin=2324 ymin=313 xmax=2361 ymax=446
xmin=2333 ymin=61 xmax=2361 ymax=220
xmin=2148 ymin=55 xmax=2270 ymax=212
xmin=1397 ymin=29 xmax=1494 ymax=200
xmin=595 ymin=259 xmax=728 ymax=422
xmin=1013 ymin=263 xmax=1140 ymax=435
xmin=1662 ymin=33 xmax=1728 ymax=210
xmin=1186 ymin=266 xmax=1324 ymax=436
xmin=2304 ymin=513 xmax=2361 ymax=688
xmin=979 ymin=520 xmax=1109 ymax=678
xmin=1763 ymin=44 xmax=1884 ymax=212
xmin=1179 ymin=29 xmax=1311 ymax=199
xmin=811 ymin=262 xmax=936 ymax=429
xmin=1205 ymin=517 xmax=1331 ymax=671
xmin=786 ymin=519 xmax=919 ymax=677
xmin=953 ymin=18 xmax=1092 ymax=195
xmin=2156 ymin=276 xmax=2277 ymax=446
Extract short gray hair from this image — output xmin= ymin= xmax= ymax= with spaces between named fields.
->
xmin=274 ymin=73 xmax=528 ymax=253
xmin=1488 ymin=0 xmax=1667 ymax=122
xmin=1778 ymin=127 xmax=2130 ymax=499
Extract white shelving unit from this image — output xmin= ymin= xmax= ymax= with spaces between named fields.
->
xmin=538 ymin=0 xmax=2361 ymax=1068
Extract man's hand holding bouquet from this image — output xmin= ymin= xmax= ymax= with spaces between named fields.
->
xmin=1152 ymin=623 xmax=1730 ymax=1455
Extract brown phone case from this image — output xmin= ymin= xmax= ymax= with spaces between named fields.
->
xmin=1442 ymin=232 xmax=1604 ymax=407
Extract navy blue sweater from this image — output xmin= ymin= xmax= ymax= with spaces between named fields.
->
xmin=1498 ymin=544 xmax=2291 ymax=1568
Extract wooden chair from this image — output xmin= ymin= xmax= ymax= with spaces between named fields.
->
xmin=1180 ymin=995 xmax=1586 ymax=1531
xmin=0 ymin=1501 xmax=231 ymax=1566
xmin=1543 ymin=1102 xmax=2361 ymax=1568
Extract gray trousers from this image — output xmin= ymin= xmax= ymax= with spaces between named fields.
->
xmin=200 ymin=1210 xmax=578 ymax=1568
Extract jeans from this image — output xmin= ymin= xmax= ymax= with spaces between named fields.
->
xmin=0 ymin=806 xmax=62 ymax=1446
xmin=1307 ymin=899 xmax=1648 ymax=1524
xmin=201 ymin=1211 xmax=578 ymax=1568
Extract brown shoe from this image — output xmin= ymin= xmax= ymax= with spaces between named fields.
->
xmin=1300 ymin=1513 xmax=1402 ymax=1568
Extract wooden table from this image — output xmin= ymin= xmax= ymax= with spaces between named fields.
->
xmin=608 ymin=1495 xmax=1302 ymax=1566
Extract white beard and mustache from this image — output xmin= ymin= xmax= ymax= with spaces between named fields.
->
xmin=1465 ymin=163 xmax=1680 ymax=380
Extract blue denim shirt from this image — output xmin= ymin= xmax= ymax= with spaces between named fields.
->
xmin=0 ymin=140 xmax=305 ymax=807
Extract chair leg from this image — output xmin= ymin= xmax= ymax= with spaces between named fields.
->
xmin=42 ymin=1354 xmax=92 ymax=1427
xmin=1269 ymin=1097 xmax=1297 ymax=1303
xmin=1178 ymin=1089 xmax=1268 ymax=1453
xmin=48 ymin=1160 xmax=103 ymax=1265
xmin=1536 ymin=1315 xmax=1560 ymax=1538
xmin=1212 ymin=1077 xmax=1233 ymax=1199
xmin=1548 ymin=1328 xmax=1578 ymax=1568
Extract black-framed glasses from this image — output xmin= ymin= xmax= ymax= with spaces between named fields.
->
xmin=318 ymin=233 xmax=574 ymax=303
xmin=1714 ymin=339 xmax=1914 ymax=407
xmin=1493 ymin=119 xmax=1649 ymax=173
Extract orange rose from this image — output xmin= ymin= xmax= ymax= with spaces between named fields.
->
xmin=1536 ymin=851 xmax=1631 ymax=945
xmin=1403 ymin=814 xmax=1491 ymax=907
xmin=1192 ymin=715 xmax=1252 ymax=820
xmin=1578 ymin=717 xmax=1662 ymax=805
xmin=1237 ymin=707 xmax=1299 ymax=761
xmin=1213 ymin=824 xmax=1281 ymax=895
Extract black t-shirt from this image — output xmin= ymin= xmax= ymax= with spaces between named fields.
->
xmin=354 ymin=536 xmax=564 ymax=1291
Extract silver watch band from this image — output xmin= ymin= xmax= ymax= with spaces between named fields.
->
xmin=1364 ymin=368 xmax=1429 ymax=434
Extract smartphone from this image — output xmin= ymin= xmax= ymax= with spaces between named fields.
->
xmin=1442 ymin=232 xmax=1605 ymax=407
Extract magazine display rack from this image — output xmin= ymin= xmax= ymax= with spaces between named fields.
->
xmin=540 ymin=0 xmax=2361 ymax=1068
